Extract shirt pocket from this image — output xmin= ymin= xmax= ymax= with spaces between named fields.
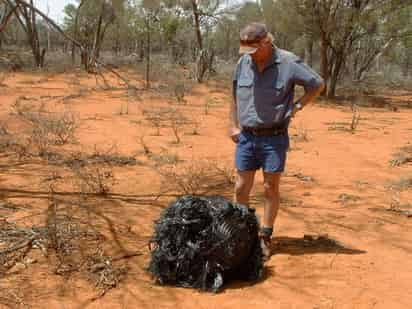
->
xmin=272 ymin=81 xmax=287 ymax=124
xmin=255 ymin=79 xmax=288 ymax=125
xmin=273 ymin=80 xmax=286 ymax=100
xmin=236 ymin=77 xmax=253 ymax=102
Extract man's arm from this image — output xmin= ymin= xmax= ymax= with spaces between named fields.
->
xmin=231 ymin=80 xmax=239 ymax=127
xmin=229 ymin=59 xmax=242 ymax=142
xmin=295 ymin=82 xmax=325 ymax=109
xmin=292 ymin=60 xmax=325 ymax=114
xmin=229 ymin=80 xmax=241 ymax=142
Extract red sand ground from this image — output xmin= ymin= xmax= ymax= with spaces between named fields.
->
xmin=0 ymin=70 xmax=411 ymax=309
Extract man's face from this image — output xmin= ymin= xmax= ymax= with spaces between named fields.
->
xmin=250 ymin=37 xmax=272 ymax=63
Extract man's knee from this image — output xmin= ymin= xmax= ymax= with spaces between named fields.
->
xmin=263 ymin=183 xmax=279 ymax=196
xmin=235 ymin=173 xmax=253 ymax=196
xmin=235 ymin=178 xmax=250 ymax=196
xmin=263 ymin=175 xmax=280 ymax=196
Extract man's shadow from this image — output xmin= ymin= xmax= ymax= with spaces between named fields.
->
xmin=225 ymin=234 xmax=366 ymax=291
xmin=271 ymin=234 xmax=366 ymax=256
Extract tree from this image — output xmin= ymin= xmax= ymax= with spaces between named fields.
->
xmin=63 ymin=0 xmax=86 ymax=64
xmin=0 ymin=2 xmax=17 ymax=35
xmin=214 ymin=16 xmax=237 ymax=60
xmin=63 ymin=0 xmax=124 ymax=71
xmin=3 ymin=0 xmax=46 ymax=67
xmin=288 ymin=0 xmax=412 ymax=97
xmin=161 ymin=0 xmax=227 ymax=82
xmin=386 ymin=5 xmax=412 ymax=78
xmin=140 ymin=0 xmax=161 ymax=88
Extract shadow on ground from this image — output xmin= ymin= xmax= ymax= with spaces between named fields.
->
xmin=272 ymin=234 xmax=366 ymax=255
xmin=223 ymin=235 xmax=365 ymax=291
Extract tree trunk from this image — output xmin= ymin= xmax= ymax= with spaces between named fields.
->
xmin=191 ymin=0 xmax=202 ymax=51
xmin=115 ymin=23 xmax=120 ymax=56
xmin=40 ymin=47 xmax=46 ymax=67
xmin=139 ymin=39 xmax=144 ymax=61
xmin=16 ymin=0 xmax=45 ymax=68
xmin=30 ymin=0 xmax=42 ymax=67
xmin=305 ymin=33 xmax=313 ymax=67
xmin=328 ymin=52 xmax=344 ymax=98
xmin=191 ymin=0 xmax=208 ymax=83
xmin=47 ymin=25 xmax=51 ymax=51
xmin=71 ymin=0 xmax=85 ymax=65
xmin=319 ymin=36 xmax=328 ymax=96
xmin=403 ymin=53 xmax=411 ymax=78
xmin=81 ymin=49 xmax=89 ymax=71
xmin=87 ymin=3 xmax=104 ymax=71
xmin=145 ymin=14 xmax=151 ymax=89
xmin=223 ymin=25 xmax=230 ymax=60
xmin=83 ymin=2 xmax=114 ymax=72
xmin=356 ymin=38 xmax=394 ymax=81
xmin=0 ymin=3 xmax=18 ymax=34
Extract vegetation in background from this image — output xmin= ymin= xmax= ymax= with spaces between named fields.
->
xmin=0 ymin=0 xmax=412 ymax=95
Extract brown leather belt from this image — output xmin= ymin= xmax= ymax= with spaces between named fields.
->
xmin=242 ymin=126 xmax=287 ymax=136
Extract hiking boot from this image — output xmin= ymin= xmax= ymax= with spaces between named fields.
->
xmin=259 ymin=233 xmax=272 ymax=261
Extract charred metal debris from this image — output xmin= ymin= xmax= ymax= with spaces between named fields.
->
xmin=148 ymin=195 xmax=263 ymax=292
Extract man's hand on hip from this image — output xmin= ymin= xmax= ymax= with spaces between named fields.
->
xmin=291 ymin=101 xmax=303 ymax=118
xmin=230 ymin=127 xmax=241 ymax=143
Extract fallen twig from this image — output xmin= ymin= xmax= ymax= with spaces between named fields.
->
xmin=386 ymin=207 xmax=412 ymax=218
xmin=0 ymin=235 xmax=35 ymax=255
xmin=112 ymin=251 xmax=142 ymax=262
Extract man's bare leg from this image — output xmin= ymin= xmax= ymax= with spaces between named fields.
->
xmin=234 ymin=170 xmax=256 ymax=207
xmin=262 ymin=172 xmax=281 ymax=228
xmin=260 ymin=171 xmax=281 ymax=259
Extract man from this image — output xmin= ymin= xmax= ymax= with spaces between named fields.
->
xmin=230 ymin=23 xmax=325 ymax=260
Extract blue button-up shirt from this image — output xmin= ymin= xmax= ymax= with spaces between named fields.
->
xmin=233 ymin=47 xmax=324 ymax=128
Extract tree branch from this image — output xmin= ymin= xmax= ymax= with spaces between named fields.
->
xmin=0 ymin=2 xmax=17 ymax=33
xmin=8 ymin=0 xmax=84 ymax=49
xmin=0 ymin=0 xmax=139 ymax=90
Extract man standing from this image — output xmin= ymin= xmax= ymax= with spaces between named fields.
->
xmin=230 ymin=23 xmax=325 ymax=260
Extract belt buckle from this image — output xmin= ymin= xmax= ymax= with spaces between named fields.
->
xmin=251 ymin=128 xmax=259 ymax=136
xmin=247 ymin=127 xmax=268 ymax=136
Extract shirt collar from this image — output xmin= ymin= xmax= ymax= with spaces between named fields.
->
xmin=271 ymin=45 xmax=282 ymax=65
xmin=257 ymin=45 xmax=281 ymax=70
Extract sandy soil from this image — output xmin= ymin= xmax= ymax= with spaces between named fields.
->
xmin=0 ymin=69 xmax=411 ymax=309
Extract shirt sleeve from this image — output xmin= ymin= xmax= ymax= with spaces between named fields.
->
xmin=232 ymin=80 xmax=237 ymax=101
xmin=232 ymin=58 xmax=241 ymax=100
xmin=233 ymin=57 xmax=242 ymax=82
xmin=292 ymin=59 xmax=324 ymax=92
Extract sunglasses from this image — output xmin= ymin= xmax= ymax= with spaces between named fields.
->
xmin=245 ymin=38 xmax=271 ymax=50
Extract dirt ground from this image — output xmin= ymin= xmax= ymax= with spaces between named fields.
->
xmin=0 ymin=69 xmax=411 ymax=309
